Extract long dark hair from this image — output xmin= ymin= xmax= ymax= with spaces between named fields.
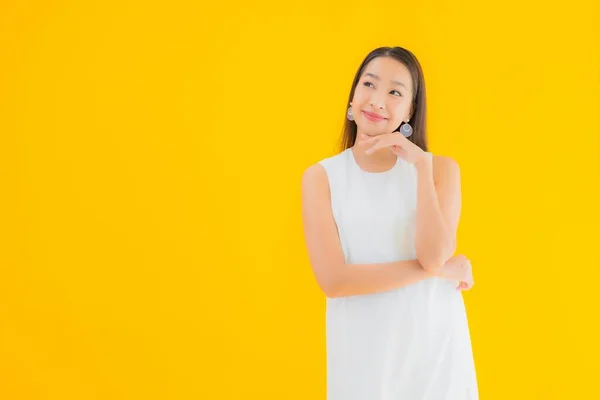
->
xmin=338 ymin=46 xmax=429 ymax=152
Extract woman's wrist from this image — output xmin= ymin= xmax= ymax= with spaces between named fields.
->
xmin=414 ymin=151 xmax=433 ymax=171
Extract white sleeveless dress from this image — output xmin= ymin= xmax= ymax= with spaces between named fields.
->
xmin=318 ymin=147 xmax=478 ymax=400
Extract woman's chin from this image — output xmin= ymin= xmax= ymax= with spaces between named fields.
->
xmin=357 ymin=122 xmax=392 ymax=134
xmin=358 ymin=129 xmax=387 ymax=136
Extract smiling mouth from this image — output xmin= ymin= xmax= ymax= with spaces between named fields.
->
xmin=362 ymin=111 xmax=386 ymax=122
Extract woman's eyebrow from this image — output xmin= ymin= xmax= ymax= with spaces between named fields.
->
xmin=364 ymin=72 xmax=407 ymax=89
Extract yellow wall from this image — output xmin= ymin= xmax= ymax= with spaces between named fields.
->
xmin=1 ymin=1 xmax=598 ymax=398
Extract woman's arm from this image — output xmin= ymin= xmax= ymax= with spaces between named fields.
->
xmin=413 ymin=154 xmax=462 ymax=273
xmin=322 ymin=259 xmax=434 ymax=298
xmin=301 ymin=163 xmax=434 ymax=298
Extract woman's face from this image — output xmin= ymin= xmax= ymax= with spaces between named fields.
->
xmin=351 ymin=56 xmax=414 ymax=136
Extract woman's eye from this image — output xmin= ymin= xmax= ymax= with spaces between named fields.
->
xmin=391 ymin=90 xmax=402 ymax=97
xmin=363 ymin=81 xmax=374 ymax=88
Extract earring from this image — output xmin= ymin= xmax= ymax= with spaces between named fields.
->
xmin=347 ymin=106 xmax=354 ymax=121
xmin=400 ymin=120 xmax=413 ymax=137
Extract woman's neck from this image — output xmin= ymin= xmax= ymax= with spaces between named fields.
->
xmin=352 ymin=133 xmax=397 ymax=172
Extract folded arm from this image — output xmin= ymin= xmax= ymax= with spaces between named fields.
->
xmin=413 ymin=154 xmax=462 ymax=273
xmin=301 ymin=163 xmax=434 ymax=298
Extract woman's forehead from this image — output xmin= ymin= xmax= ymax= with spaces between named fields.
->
xmin=361 ymin=58 xmax=412 ymax=89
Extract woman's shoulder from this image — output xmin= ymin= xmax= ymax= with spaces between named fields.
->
xmin=430 ymin=152 xmax=461 ymax=183
xmin=430 ymin=153 xmax=459 ymax=169
xmin=302 ymin=149 xmax=349 ymax=186
xmin=311 ymin=148 xmax=350 ymax=173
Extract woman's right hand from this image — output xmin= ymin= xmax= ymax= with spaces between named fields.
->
xmin=436 ymin=255 xmax=474 ymax=291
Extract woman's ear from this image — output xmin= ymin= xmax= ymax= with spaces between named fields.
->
xmin=407 ymin=105 xmax=415 ymax=122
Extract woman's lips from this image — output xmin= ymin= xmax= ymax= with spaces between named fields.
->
xmin=362 ymin=111 xmax=386 ymax=122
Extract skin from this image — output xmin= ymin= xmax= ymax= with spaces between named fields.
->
xmin=301 ymin=56 xmax=474 ymax=298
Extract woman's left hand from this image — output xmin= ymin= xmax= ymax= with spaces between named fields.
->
xmin=360 ymin=132 xmax=428 ymax=165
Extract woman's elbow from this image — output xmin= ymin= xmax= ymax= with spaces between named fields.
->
xmin=315 ymin=273 xmax=343 ymax=298
xmin=417 ymin=248 xmax=454 ymax=273
xmin=416 ymin=240 xmax=456 ymax=273
xmin=418 ymin=256 xmax=445 ymax=274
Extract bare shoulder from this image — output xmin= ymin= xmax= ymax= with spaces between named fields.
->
xmin=431 ymin=154 xmax=460 ymax=184
xmin=301 ymin=163 xmax=328 ymax=191
xmin=432 ymin=154 xmax=460 ymax=171
xmin=301 ymin=163 xmax=331 ymax=208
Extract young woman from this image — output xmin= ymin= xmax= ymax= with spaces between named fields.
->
xmin=301 ymin=46 xmax=478 ymax=399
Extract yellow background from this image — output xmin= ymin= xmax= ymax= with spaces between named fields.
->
xmin=1 ymin=1 xmax=599 ymax=399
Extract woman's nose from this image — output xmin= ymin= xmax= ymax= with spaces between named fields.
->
xmin=370 ymin=97 xmax=384 ymax=109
